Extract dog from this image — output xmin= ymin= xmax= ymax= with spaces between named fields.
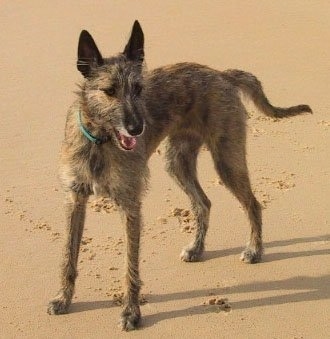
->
xmin=47 ymin=21 xmax=312 ymax=330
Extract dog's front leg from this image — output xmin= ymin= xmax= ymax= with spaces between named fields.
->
xmin=121 ymin=208 xmax=142 ymax=331
xmin=48 ymin=190 xmax=88 ymax=315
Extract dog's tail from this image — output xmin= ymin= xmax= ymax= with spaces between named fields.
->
xmin=222 ymin=69 xmax=312 ymax=118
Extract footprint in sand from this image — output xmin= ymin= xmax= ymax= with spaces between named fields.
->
xmin=89 ymin=197 xmax=118 ymax=213
xmin=3 ymin=192 xmax=59 ymax=239
xmin=169 ymin=208 xmax=196 ymax=233
xmin=203 ymin=297 xmax=232 ymax=313
xmin=318 ymin=120 xmax=330 ymax=130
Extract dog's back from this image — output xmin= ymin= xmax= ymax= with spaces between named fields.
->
xmin=143 ymin=62 xmax=311 ymax=156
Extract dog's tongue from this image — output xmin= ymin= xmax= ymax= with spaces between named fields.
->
xmin=118 ymin=133 xmax=137 ymax=150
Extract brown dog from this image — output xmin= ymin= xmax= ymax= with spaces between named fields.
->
xmin=48 ymin=21 xmax=312 ymax=330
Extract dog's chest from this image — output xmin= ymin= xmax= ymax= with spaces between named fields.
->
xmin=90 ymin=169 xmax=122 ymax=200
xmin=88 ymin=148 xmax=134 ymax=199
xmin=64 ymin=143 xmax=147 ymax=201
xmin=88 ymin=150 xmax=106 ymax=178
xmin=87 ymin=147 xmax=113 ymax=196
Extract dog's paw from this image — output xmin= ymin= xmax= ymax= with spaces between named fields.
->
xmin=120 ymin=305 xmax=141 ymax=331
xmin=47 ymin=297 xmax=71 ymax=315
xmin=180 ymin=244 xmax=203 ymax=262
xmin=240 ymin=247 xmax=263 ymax=264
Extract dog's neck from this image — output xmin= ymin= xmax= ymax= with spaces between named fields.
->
xmin=77 ymin=110 xmax=110 ymax=145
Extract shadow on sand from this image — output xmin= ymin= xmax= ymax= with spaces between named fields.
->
xmin=141 ymin=273 xmax=330 ymax=328
xmin=69 ymin=233 xmax=329 ymax=327
xmin=204 ymin=234 xmax=330 ymax=261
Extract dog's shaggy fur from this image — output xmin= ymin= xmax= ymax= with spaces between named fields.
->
xmin=48 ymin=21 xmax=312 ymax=330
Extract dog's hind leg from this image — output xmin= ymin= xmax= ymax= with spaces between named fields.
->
xmin=208 ymin=122 xmax=263 ymax=263
xmin=48 ymin=190 xmax=88 ymax=314
xmin=166 ymin=132 xmax=211 ymax=262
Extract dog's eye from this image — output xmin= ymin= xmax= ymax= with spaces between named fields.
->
xmin=103 ymin=87 xmax=116 ymax=96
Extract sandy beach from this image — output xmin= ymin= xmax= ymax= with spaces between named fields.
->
xmin=1 ymin=1 xmax=329 ymax=338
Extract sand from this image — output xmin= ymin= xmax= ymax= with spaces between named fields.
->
xmin=1 ymin=1 xmax=329 ymax=338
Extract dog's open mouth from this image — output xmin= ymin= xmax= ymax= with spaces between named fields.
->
xmin=115 ymin=130 xmax=137 ymax=151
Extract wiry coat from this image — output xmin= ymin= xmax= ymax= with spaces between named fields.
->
xmin=48 ymin=21 xmax=312 ymax=331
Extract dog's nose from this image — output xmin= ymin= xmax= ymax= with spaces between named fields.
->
xmin=126 ymin=123 xmax=144 ymax=136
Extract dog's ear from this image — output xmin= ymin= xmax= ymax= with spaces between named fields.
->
xmin=77 ymin=30 xmax=104 ymax=78
xmin=123 ymin=20 xmax=144 ymax=63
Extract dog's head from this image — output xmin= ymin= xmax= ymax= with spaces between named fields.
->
xmin=77 ymin=21 xmax=145 ymax=151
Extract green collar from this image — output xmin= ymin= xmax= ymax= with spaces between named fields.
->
xmin=77 ymin=111 xmax=109 ymax=145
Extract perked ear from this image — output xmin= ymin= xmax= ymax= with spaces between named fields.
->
xmin=123 ymin=20 xmax=144 ymax=63
xmin=77 ymin=30 xmax=104 ymax=77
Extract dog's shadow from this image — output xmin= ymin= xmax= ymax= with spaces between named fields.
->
xmin=142 ymin=273 xmax=330 ymax=328
xmin=204 ymin=234 xmax=330 ymax=262
xmin=69 ymin=234 xmax=329 ymax=326
xmin=70 ymin=300 xmax=115 ymax=314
